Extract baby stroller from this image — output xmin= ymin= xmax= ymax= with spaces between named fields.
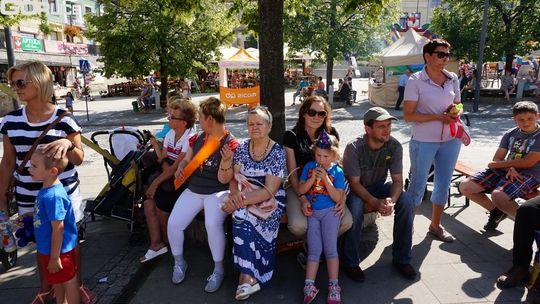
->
xmin=82 ymin=127 xmax=151 ymax=242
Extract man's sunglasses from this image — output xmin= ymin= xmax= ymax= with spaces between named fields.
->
xmin=432 ymin=51 xmax=451 ymax=59
xmin=9 ymin=79 xmax=33 ymax=89
xmin=306 ymin=109 xmax=327 ymax=118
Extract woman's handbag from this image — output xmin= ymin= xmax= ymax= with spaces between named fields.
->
xmin=4 ymin=111 xmax=70 ymax=216
xmin=234 ymin=173 xmax=277 ymax=220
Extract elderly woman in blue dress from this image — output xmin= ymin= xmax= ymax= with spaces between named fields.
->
xmin=221 ymin=106 xmax=286 ymax=301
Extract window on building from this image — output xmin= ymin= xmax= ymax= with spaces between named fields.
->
xmin=431 ymin=0 xmax=442 ymax=7
xmin=24 ymin=3 xmax=33 ymax=12
xmin=85 ymin=6 xmax=92 ymax=14
xmin=50 ymin=31 xmax=59 ymax=41
xmin=0 ymin=31 xmax=6 ymax=49
xmin=49 ymin=0 xmax=58 ymax=13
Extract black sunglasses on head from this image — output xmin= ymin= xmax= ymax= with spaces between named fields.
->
xmin=432 ymin=51 xmax=451 ymax=59
xmin=306 ymin=109 xmax=327 ymax=118
xmin=9 ymin=79 xmax=33 ymax=89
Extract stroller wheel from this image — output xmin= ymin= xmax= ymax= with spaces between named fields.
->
xmin=1 ymin=248 xmax=18 ymax=270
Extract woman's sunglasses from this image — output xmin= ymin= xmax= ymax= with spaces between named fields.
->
xmin=167 ymin=113 xmax=184 ymax=121
xmin=432 ymin=51 xmax=451 ymax=59
xmin=306 ymin=108 xmax=327 ymax=118
xmin=9 ymin=79 xmax=33 ymax=89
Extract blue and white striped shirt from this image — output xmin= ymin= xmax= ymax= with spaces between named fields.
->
xmin=0 ymin=107 xmax=82 ymax=210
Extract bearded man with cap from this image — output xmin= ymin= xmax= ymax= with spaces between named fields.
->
xmin=341 ymin=107 xmax=416 ymax=282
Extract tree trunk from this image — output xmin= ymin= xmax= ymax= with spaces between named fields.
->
xmin=504 ymin=52 xmax=514 ymax=73
xmin=326 ymin=48 xmax=335 ymax=94
xmin=325 ymin=0 xmax=337 ymax=93
xmin=258 ymin=0 xmax=285 ymax=143
xmin=159 ymin=46 xmax=168 ymax=106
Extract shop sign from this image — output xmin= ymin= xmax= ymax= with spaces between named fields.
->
xmin=43 ymin=40 xmax=63 ymax=53
xmin=13 ymin=36 xmax=43 ymax=52
xmin=58 ymin=42 xmax=88 ymax=55
xmin=219 ymin=86 xmax=260 ymax=105
xmin=21 ymin=37 xmax=43 ymax=52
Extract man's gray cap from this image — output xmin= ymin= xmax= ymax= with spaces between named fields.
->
xmin=363 ymin=107 xmax=397 ymax=124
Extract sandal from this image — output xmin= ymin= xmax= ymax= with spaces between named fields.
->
xmin=80 ymin=285 xmax=97 ymax=304
xmin=235 ymin=283 xmax=261 ymax=300
xmin=428 ymin=225 xmax=455 ymax=243
xmin=140 ymin=247 xmax=168 ymax=263
xmin=31 ymin=289 xmax=54 ymax=304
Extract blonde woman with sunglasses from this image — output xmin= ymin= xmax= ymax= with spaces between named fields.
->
xmin=0 ymin=61 xmax=96 ymax=304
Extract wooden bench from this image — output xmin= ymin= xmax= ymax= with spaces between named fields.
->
xmin=451 ymin=160 xmax=540 ymax=207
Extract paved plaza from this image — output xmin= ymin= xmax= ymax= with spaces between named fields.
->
xmin=1 ymin=81 xmax=539 ymax=303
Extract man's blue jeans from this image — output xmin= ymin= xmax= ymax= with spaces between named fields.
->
xmin=341 ymin=182 xmax=415 ymax=267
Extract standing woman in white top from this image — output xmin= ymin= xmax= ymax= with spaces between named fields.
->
xmin=140 ymin=97 xmax=197 ymax=263
xmin=403 ymin=39 xmax=463 ymax=243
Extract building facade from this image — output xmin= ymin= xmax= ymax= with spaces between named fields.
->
xmin=0 ymin=0 xmax=102 ymax=86
xmin=400 ymin=0 xmax=442 ymax=26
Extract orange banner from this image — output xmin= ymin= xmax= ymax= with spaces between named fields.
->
xmin=219 ymin=86 xmax=260 ymax=105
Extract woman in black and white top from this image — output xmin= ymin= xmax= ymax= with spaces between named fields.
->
xmin=0 ymin=61 xmax=95 ymax=304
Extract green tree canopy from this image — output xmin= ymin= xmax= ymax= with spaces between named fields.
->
xmin=284 ymin=0 xmax=399 ymax=90
xmin=231 ymin=0 xmax=399 ymax=86
xmin=430 ymin=0 xmax=540 ymax=65
xmin=284 ymin=0 xmax=398 ymax=61
xmin=85 ymin=0 xmax=236 ymax=98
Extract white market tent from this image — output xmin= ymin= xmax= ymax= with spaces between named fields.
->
xmin=379 ymin=28 xmax=429 ymax=66
xmin=218 ymin=48 xmax=259 ymax=87
xmin=369 ymin=29 xmax=429 ymax=108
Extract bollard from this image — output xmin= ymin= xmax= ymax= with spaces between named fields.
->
xmin=132 ymin=101 xmax=139 ymax=112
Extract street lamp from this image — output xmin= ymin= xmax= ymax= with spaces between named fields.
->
xmin=65 ymin=0 xmax=79 ymax=91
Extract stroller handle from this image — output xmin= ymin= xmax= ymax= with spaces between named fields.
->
xmin=90 ymin=129 xmax=147 ymax=146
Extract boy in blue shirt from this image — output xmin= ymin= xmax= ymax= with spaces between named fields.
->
xmin=29 ymin=147 xmax=80 ymax=304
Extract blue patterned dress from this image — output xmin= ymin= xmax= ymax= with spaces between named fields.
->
xmin=232 ymin=139 xmax=286 ymax=287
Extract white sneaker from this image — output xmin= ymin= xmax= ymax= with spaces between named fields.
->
xmin=204 ymin=272 xmax=224 ymax=293
xmin=172 ymin=262 xmax=187 ymax=284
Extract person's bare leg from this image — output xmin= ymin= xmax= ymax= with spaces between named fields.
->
xmin=430 ymin=204 xmax=445 ymax=230
xmin=53 ymin=284 xmax=65 ymax=304
xmin=491 ymin=190 xmax=518 ymax=219
xmin=305 ymin=261 xmax=320 ymax=281
xmin=156 ymin=209 xmax=170 ymax=247
xmin=239 ymin=273 xmax=257 ymax=285
xmin=459 ymin=179 xmax=496 ymax=210
xmin=63 ymin=276 xmax=81 ymax=304
xmin=37 ymin=255 xmax=53 ymax=295
xmin=143 ymin=199 xmax=165 ymax=251
xmin=74 ymin=244 xmax=96 ymax=304
xmin=326 ymin=257 xmax=339 ymax=281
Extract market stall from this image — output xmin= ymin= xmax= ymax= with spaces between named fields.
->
xmin=218 ymin=48 xmax=260 ymax=105
xmin=369 ymin=29 xmax=429 ymax=108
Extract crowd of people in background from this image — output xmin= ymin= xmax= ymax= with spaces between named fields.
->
xmin=457 ymin=59 xmax=540 ymax=102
